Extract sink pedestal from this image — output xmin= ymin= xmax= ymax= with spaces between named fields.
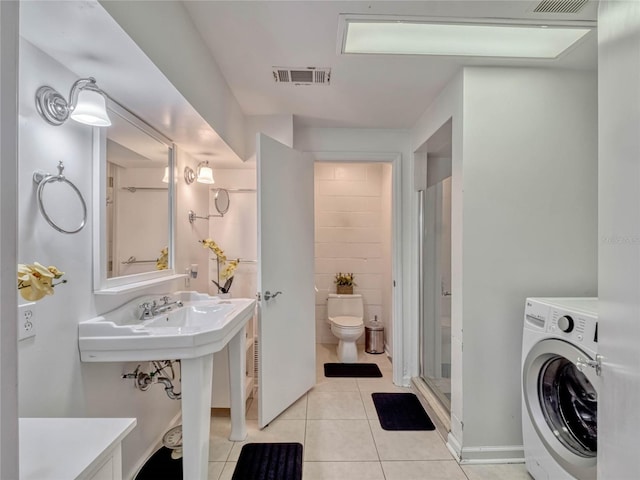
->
xmin=79 ymin=294 xmax=256 ymax=480
xmin=182 ymin=326 xmax=247 ymax=480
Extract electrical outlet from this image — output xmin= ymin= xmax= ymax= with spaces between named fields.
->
xmin=18 ymin=302 xmax=36 ymax=341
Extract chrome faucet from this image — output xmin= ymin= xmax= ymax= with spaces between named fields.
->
xmin=138 ymin=296 xmax=184 ymax=320
xmin=154 ymin=296 xmax=183 ymax=315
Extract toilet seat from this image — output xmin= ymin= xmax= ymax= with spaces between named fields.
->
xmin=330 ymin=315 xmax=363 ymax=328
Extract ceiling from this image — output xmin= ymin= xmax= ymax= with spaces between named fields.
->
xmin=183 ymin=0 xmax=598 ymax=129
xmin=20 ymin=1 xmax=244 ymax=168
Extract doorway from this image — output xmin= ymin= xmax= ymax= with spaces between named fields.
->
xmin=418 ymin=120 xmax=453 ymax=412
xmin=314 ymin=161 xmax=394 ymax=365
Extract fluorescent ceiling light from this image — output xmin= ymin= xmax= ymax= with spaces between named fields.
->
xmin=342 ymin=19 xmax=592 ymax=59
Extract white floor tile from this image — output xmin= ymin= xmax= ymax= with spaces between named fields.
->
xmin=462 ymin=463 xmax=533 ymax=480
xmin=311 ymin=377 xmax=359 ymax=392
xmin=304 ymin=419 xmax=378 ymax=462
xmin=218 ymin=461 xmax=236 ymax=480
xmin=277 ymin=394 xmax=308 ymax=420
xmin=369 ymin=419 xmax=453 ymax=461
xmin=208 ymin=417 xmax=234 ymax=462
xmin=307 ymin=390 xmax=366 ymax=419
xmin=381 ymin=460 xmax=468 ymax=480
xmin=303 ymin=461 xmax=385 ymax=480
xmin=226 ymin=419 xmax=306 ymax=461
xmin=207 ymin=461 xmax=225 ymax=480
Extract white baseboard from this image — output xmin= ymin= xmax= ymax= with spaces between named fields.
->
xmin=458 ymin=444 xmax=525 ymax=464
xmin=447 ymin=431 xmax=462 ymax=461
xmin=127 ymin=411 xmax=182 ymax=480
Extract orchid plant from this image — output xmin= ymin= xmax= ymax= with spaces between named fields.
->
xmin=17 ymin=262 xmax=67 ymax=301
xmin=156 ymin=247 xmax=168 ymax=270
xmin=200 ymin=239 xmax=239 ymax=294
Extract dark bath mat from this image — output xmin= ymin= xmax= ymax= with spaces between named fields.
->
xmin=372 ymin=393 xmax=436 ymax=431
xmin=135 ymin=447 xmax=182 ymax=480
xmin=232 ymin=442 xmax=303 ymax=480
xmin=324 ymin=362 xmax=383 ymax=378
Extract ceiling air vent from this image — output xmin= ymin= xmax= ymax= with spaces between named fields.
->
xmin=272 ymin=67 xmax=331 ymax=86
xmin=533 ymin=0 xmax=589 ymax=13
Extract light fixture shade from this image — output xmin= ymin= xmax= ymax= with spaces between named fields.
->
xmin=341 ymin=18 xmax=593 ymax=59
xmin=197 ymin=165 xmax=215 ymax=184
xmin=70 ymin=89 xmax=111 ymax=126
xmin=162 ymin=166 xmax=169 ymax=183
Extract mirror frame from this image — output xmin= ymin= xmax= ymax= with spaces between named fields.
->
xmin=214 ymin=188 xmax=231 ymax=216
xmin=93 ymin=99 xmax=176 ymax=292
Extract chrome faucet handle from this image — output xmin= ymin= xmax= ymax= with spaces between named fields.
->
xmin=138 ymin=301 xmax=155 ymax=320
xmin=160 ymin=296 xmax=170 ymax=305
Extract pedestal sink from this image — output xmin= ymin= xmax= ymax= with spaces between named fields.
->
xmin=79 ymin=291 xmax=256 ymax=480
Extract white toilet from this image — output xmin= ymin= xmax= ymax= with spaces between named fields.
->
xmin=327 ymin=293 xmax=364 ymax=363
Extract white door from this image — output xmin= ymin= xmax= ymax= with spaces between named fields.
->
xmin=257 ymin=133 xmax=316 ymax=428
xmin=598 ymin=1 xmax=640 ymax=478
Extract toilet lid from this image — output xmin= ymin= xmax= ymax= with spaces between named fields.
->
xmin=330 ymin=316 xmax=363 ymax=328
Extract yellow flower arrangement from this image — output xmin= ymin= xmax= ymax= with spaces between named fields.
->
xmin=220 ymin=259 xmax=239 ymax=280
xmin=17 ymin=262 xmax=67 ymax=301
xmin=156 ymin=247 xmax=168 ymax=270
xmin=334 ymin=272 xmax=356 ymax=286
xmin=200 ymin=238 xmax=239 ymax=293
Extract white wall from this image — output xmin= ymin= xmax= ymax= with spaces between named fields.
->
xmin=460 ymin=68 xmax=597 ymax=456
xmin=244 ymin=114 xmax=294 ymax=162
xmin=412 ymin=68 xmax=598 ymax=460
xmin=99 ymin=0 xmax=246 ymax=160
xmin=176 ymin=150 xmax=212 ymax=294
xmin=18 ymin=40 xmax=211 ymax=479
xmin=597 ymin=1 xmax=640 ymax=478
xmin=207 ymin=170 xmax=257 ymax=299
xmin=206 ymin=169 xmax=257 ymax=407
xmin=0 ymin=1 xmax=20 ymax=477
xmin=314 ymin=163 xmax=392 ymax=346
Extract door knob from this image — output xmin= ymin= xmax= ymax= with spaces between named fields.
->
xmin=264 ymin=290 xmax=282 ymax=301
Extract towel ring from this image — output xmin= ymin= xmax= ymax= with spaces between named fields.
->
xmin=33 ymin=161 xmax=87 ymax=234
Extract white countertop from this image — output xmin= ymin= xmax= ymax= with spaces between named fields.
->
xmin=20 ymin=417 xmax=136 ymax=480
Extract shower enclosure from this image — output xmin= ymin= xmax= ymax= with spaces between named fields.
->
xmin=418 ymin=171 xmax=452 ymax=411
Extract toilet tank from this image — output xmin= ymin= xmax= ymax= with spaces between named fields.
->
xmin=327 ymin=293 xmax=363 ymax=319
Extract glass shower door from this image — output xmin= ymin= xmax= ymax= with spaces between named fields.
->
xmin=419 ymin=176 xmax=452 ymax=410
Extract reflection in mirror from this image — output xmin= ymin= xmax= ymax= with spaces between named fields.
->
xmin=95 ymin=99 xmax=175 ymax=290
xmin=214 ymin=188 xmax=231 ymax=216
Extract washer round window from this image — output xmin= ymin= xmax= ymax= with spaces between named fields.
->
xmin=539 ymin=356 xmax=597 ymax=457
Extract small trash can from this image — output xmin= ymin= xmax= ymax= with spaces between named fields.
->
xmin=365 ymin=321 xmax=384 ymax=354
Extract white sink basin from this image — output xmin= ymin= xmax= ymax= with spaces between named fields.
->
xmin=79 ymin=291 xmax=256 ymax=362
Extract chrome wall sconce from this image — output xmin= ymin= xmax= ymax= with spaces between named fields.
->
xmin=35 ymin=77 xmax=111 ymax=127
xmin=184 ymin=161 xmax=215 ymax=185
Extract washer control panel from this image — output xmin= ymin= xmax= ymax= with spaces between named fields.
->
xmin=557 ymin=315 xmax=574 ymax=333
xmin=524 ymin=298 xmax=598 ymax=353
xmin=549 ymin=308 xmax=596 ymax=348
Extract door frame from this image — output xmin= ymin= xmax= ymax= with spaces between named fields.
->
xmin=310 ymin=151 xmax=404 ymax=386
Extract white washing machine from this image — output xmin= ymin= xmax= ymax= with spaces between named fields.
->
xmin=522 ymin=298 xmax=598 ymax=480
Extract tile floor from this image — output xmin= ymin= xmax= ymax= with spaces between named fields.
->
xmin=206 ymin=344 xmax=532 ymax=480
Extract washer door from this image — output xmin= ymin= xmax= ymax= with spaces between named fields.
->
xmin=523 ymin=338 xmax=598 ymax=480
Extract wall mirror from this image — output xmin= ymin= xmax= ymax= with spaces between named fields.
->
xmin=213 ymin=188 xmax=231 ymax=216
xmin=93 ymin=99 xmax=176 ymax=292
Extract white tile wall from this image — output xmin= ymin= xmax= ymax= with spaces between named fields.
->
xmin=314 ymin=163 xmax=392 ymax=345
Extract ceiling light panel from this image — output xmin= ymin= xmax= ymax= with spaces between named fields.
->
xmin=340 ymin=18 xmax=593 ymax=59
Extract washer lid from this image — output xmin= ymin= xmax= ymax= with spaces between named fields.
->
xmin=330 ymin=315 xmax=363 ymax=327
